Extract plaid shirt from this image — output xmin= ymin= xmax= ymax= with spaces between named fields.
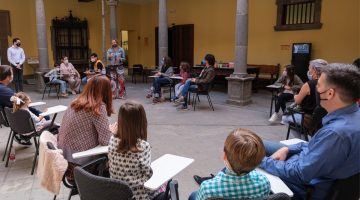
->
xmin=196 ymin=169 xmax=270 ymax=200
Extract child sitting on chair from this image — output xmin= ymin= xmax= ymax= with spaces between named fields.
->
xmin=189 ymin=128 xmax=270 ymax=200
xmin=108 ymin=101 xmax=166 ymax=200
xmin=10 ymin=92 xmax=55 ymax=131
xmin=172 ymin=62 xmax=190 ymax=102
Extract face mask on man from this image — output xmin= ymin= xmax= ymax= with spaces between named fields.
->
xmin=16 ymin=43 xmax=21 ymax=47
xmin=112 ymin=44 xmax=118 ymax=48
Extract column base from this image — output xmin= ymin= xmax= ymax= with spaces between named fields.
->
xmin=35 ymin=71 xmax=46 ymax=93
xmin=226 ymin=76 xmax=254 ymax=106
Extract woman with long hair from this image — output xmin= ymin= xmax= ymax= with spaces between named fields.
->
xmin=58 ymin=75 xmax=116 ymax=172
xmin=269 ymin=64 xmax=303 ymax=124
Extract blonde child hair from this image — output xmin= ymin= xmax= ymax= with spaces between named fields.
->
xmin=224 ymin=128 xmax=266 ymax=175
xmin=10 ymin=92 xmax=30 ymax=112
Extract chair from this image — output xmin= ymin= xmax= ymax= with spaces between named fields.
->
xmin=42 ymin=72 xmax=60 ymax=100
xmin=46 ymin=141 xmax=108 ymax=200
xmin=306 ymin=172 xmax=360 ymax=200
xmin=4 ymin=107 xmax=40 ymax=175
xmin=285 ymin=106 xmax=310 ymax=141
xmin=161 ymin=82 xmax=175 ymax=100
xmin=74 ymin=166 xmax=133 ymax=200
xmin=0 ymin=106 xmax=12 ymax=161
xmin=207 ymin=192 xmax=291 ymax=200
xmin=189 ymin=82 xmax=214 ymax=111
xmin=131 ymin=64 xmax=144 ymax=84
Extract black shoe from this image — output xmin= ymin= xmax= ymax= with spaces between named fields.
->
xmin=14 ymin=135 xmax=32 ymax=146
xmin=193 ymin=174 xmax=215 ymax=185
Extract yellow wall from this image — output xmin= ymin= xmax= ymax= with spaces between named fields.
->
xmin=1 ymin=0 xmax=358 ymax=75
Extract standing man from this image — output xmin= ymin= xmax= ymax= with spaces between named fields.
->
xmin=107 ymin=39 xmax=126 ymax=98
xmin=7 ymin=38 xmax=25 ymax=92
xmin=261 ymin=63 xmax=360 ymax=199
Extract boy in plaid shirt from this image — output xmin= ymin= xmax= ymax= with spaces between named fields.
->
xmin=189 ymin=128 xmax=271 ymax=200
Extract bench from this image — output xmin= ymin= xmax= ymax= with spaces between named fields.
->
xmin=248 ymin=64 xmax=280 ymax=85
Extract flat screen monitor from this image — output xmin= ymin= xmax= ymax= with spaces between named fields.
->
xmin=293 ymin=43 xmax=311 ymax=54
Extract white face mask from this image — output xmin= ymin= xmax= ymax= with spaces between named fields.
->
xmin=307 ymin=71 xmax=312 ymax=80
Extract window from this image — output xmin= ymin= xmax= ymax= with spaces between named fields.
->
xmin=274 ymin=0 xmax=322 ymax=31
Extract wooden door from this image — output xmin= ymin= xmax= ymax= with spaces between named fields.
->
xmin=0 ymin=10 xmax=11 ymax=65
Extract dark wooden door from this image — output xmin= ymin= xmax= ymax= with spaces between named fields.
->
xmin=0 ymin=10 xmax=11 ymax=65
xmin=155 ymin=24 xmax=194 ymax=68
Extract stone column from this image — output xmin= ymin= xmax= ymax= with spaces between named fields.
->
xmin=108 ymin=0 xmax=118 ymax=40
xmin=158 ymin=0 xmax=168 ymax=64
xmin=101 ymin=0 xmax=106 ymax=62
xmin=226 ymin=0 xmax=254 ymax=106
xmin=35 ymin=0 xmax=50 ymax=92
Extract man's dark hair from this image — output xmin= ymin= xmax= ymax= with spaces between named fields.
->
xmin=205 ymin=54 xmax=215 ymax=66
xmin=322 ymin=63 xmax=360 ymax=103
xmin=90 ymin=53 xmax=98 ymax=58
xmin=12 ymin=38 xmax=20 ymax=44
xmin=353 ymin=58 xmax=360 ymax=69
xmin=0 ymin=65 xmax=12 ymax=81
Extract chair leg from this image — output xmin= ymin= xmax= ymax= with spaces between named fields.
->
xmin=286 ymin=127 xmax=291 ymax=140
xmin=198 ymin=95 xmax=200 ymax=102
xmin=42 ymin=86 xmax=47 ymax=100
xmin=53 ymin=195 xmax=57 ymax=200
xmin=31 ymin=137 xmax=39 ymax=175
xmin=5 ymin=133 xmax=15 ymax=167
xmin=2 ymin=130 xmax=12 ymax=161
xmin=193 ymin=94 xmax=198 ymax=111
xmin=207 ymin=94 xmax=214 ymax=111
xmin=48 ymin=86 xmax=52 ymax=97
xmin=270 ymin=96 xmax=274 ymax=117
xmin=56 ymin=85 xmax=60 ymax=100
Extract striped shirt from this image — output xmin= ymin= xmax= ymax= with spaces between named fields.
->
xmin=196 ymin=169 xmax=270 ymax=200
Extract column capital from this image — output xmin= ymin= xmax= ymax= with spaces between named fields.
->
xmin=107 ymin=0 xmax=118 ymax=7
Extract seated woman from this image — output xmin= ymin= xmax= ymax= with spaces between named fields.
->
xmin=58 ymin=75 xmax=115 ymax=179
xmin=146 ymin=56 xmax=174 ymax=104
xmin=45 ymin=66 xmax=68 ymax=97
xmin=281 ymin=59 xmax=328 ymax=137
xmin=172 ymin=62 xmax=190 ymax=102
xmin=59 ymin=56 xmax=81 ymax=95
xmin=175 ymin=54 xmax=216 ymax=110
xmin=268 ymin=64 xmax=303 ymax=124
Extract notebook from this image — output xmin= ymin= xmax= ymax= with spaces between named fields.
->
xmin=256 ymin=168 xmax=294 ymax=197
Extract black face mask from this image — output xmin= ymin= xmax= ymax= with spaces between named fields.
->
xmin=112 ymin=44 xmax=118 ymax=48
xmin=16 ymin=43 xmax=21 ymax=47
xmin=318 ymin=88 xmax=330 ymax=101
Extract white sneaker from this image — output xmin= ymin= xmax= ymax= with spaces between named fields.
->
xmin=269 ymin=113 xmax=280 ymax=123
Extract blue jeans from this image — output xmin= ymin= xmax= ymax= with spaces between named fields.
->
xmin=50 ymin=79 xmax=67 ymax=94
xmin=188 ymin=191 xmax=198 ymax=200
xmin=152 ymin=77 xmax=171 ymax=97
xmin=181 ymin=79 xmax=198 ymax=107
xmin=263 ymin=140 xmax=286 ymax=156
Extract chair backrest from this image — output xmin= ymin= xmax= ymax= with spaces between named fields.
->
xmin=74 ymin=167 xmax=133 ymax=200
xmin=4 ymin=107 xmax=36 ymax=134
xmin=132 ymin=64 xmax=143 ymax=73
xmin=326 ymin=172 xmax=360 ymax=200
xmin=0 ymin=106 xmax=9 ymax=127
xmin=42 ymin=72 xmax=51 ymax=83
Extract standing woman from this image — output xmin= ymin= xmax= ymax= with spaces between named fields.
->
xmin=59 ymin=56 xmax=81 ymax=94
xmin=58 ymin=75 xmax=115 ymax=178
xmin=107 ymin=39 xmax=126 ymax=98
xmin=268 ymin=64 xmax=303 ymax=123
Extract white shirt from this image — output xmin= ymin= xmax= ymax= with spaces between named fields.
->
xmin=7 ymin=45 xmax=25 ymax=66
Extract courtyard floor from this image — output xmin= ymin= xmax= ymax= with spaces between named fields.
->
xmin=0 ymin=79 xmax=288 ymax=200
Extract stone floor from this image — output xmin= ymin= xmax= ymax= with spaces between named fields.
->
xmin=0 ymin=79 xmax=288 ymax=200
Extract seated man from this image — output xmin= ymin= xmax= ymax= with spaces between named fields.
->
xmin=175 ymin=54 xmax=216 ymax=110
xmin=82 ymin=53 xmax=104 ymax=85
xmin=261 ymin=63 xmax=360 ymax=200
xmin=189 ymin=128 xmax=270 ymax=200
xmin=0 ymin=65 xmax=49 ymax=145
